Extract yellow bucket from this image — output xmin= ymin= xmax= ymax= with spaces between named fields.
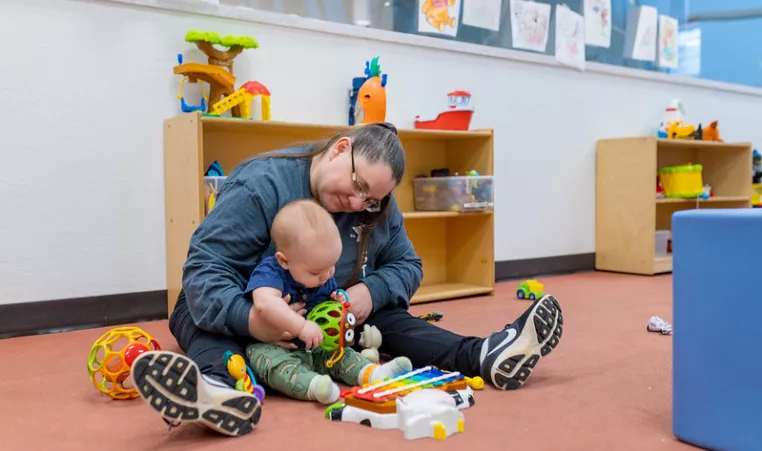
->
xmin=658 ymin=164 xmax=704 ymax=198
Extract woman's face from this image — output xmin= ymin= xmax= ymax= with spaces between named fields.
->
xmin=315 ymin=138 xmax=397 ymax=213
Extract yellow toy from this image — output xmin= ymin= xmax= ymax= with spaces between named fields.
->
xmin=87 ymin=326 xmax=161 ymax=400
xmin=210 ymin=81 xmax=271 ymax=120
xmin=658 ymin=164 xmax=705 ymax=198
xmin=224 ymin=351 xmax=266 ymax=403
xmin=668 ymin=120 xmax=697 ymax=139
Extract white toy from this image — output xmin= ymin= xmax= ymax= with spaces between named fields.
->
xmin=325 ymin=365 xmax=481 ymax=440
xmin=359 ymin=325 xmax=382 ymax=363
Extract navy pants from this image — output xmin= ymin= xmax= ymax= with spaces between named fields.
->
xmin=169 ymin=290 xmax=485 ymax=387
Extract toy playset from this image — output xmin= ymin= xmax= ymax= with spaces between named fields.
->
xmin=414 ymin=90 xmax=474 ymax=131
xmin=325 ymin=365 xmax=483 ymax=440
xmin=413 ymin=169 xmax=493 ymax=212
xmin=87 ymin=326 xmax=161 ymax=400
xmin=656 ymin=99 xmax=722 ymax=141
xmin=353 ymin=57 xmax=388 ymax=125
xmin=174 ymin=30 xmax=271 ymax=120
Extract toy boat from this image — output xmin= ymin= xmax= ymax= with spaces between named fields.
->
xmin=414 ymin=90 xmax=474 ymax=131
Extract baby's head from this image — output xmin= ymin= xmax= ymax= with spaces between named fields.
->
xmin=272 ymin=199 xmax=342 ymax=288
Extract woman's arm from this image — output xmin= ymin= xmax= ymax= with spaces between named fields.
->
xmin=357 ymin=196 xmax=423 ymax=315
xmin=182 ymin=177 xmax=276 ymax=338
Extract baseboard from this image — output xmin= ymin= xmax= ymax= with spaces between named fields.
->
xmin=0 ymin=290 xmax=167 ymax=339
xmin=495 ymin=253 xmax=595 ymax=281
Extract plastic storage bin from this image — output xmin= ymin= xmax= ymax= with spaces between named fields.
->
xmin=204 ymin=176 xmax=227 ymax=215
xmin=413 ymin=176 xmax=494 ymax=212
xmin=655 ymin=229 xmax=671 ymax=257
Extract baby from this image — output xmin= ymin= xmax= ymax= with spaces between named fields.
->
xmin=244 ymin=199 xmax=412 ymax=404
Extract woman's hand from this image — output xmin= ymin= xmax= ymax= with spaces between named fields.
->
xmin=345 ymin=283 xmax=374 ymax=324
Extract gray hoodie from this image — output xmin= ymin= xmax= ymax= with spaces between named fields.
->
xmin=181 ymin=146 xmax=423 ymax=338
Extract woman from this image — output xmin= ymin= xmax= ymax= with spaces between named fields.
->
xmin=132 ymin=122 xmax=563 ymax=437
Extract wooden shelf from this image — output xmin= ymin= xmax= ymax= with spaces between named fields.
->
xmin=411 ymin=283 xmax=494 ymax=304
xmin=656 ymin=196 xmax=750 ymax=204
xmin=596 ymin=136 xmax=752 ymax=275
xmin=163 ymin=112 xmax=495 ymax=314
xmin=403 ymin=210 xmax=493 ymax=219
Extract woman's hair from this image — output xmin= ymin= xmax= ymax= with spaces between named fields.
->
xmin=250 ymin=122 xmax=405 ymax=287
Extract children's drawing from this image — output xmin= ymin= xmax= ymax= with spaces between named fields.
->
xmin=510 ymin=0 xmax=551 ymax=52
xmin=462 ymin=0 xmax=502 ymax=31
xmin=418 ymin=0 xmax=461 ymax=37
xmin=555 ymin=5 xmax=585 ymax=70
xmin=584 ymin=0 xmax=611 ymax=48
xmin=623 ymin=5 xmax=657 ymax=61
xmin=658 ymin=14 xmax=679 ymax=69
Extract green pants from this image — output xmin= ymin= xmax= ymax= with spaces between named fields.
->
xmin=245 ymin=343 xmax=372 ymax=401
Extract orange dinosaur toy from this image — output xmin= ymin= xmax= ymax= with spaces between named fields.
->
xmin=702 ymin=121 xmax=723 ymax=142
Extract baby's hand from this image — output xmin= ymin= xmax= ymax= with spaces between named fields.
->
xmin=331 ymin=290 xmax=347 ymax=304
xmin=298 ymin=320 xmax=324 ymax=349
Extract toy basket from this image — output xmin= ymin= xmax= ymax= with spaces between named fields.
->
xmin=658 ymin=164 xmax=704 ymax=198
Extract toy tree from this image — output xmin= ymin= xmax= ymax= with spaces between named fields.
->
xmin=185 ymin=30 xmax=258 ymax=74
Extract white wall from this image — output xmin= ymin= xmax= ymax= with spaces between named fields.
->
xmin=1 ymin=0 xmax=761 ymax=304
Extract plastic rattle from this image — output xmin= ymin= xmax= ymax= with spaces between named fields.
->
xmin=224 ymin=350 xmax=266 ymax=403
xmin=307 ymin=289 xmax=357 ymax=368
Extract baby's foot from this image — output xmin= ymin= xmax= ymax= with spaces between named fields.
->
xmin=308 ymin=375 xmax=340 ymax=404
xmin=370 ymin=357 xmax=413 ymax=382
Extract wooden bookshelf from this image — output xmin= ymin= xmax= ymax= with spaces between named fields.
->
xmin=164 ymin=112 xmax=495 ymax=315
xmin=595 ymin=136 xmax=752 ymax=275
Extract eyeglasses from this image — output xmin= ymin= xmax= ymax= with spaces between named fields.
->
xmin=350 ymin=146 xmax=381 ymax=211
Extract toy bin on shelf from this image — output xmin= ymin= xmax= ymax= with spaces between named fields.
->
xmin=658 ymin=164 xmax=704 ymax=198
xmin=413 ymin=176 xmax=494 ymax=212
xmin=204 ymin=176 xmax=227 ymax=215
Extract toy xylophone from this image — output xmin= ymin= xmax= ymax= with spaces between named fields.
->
xmin=344 ymin=366 xmax=468 ymax=414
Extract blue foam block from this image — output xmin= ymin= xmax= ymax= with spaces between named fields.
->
xmin=672 ymin=208 xmax=762 ymax=451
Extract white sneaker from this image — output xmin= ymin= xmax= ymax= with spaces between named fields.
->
xmin=131 ymin=350 xmax=262 ymax=437
xmin=647 ymin=316 xmax=673 ymax=335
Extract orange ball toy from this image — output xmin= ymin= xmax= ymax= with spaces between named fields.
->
xmin=87 ymin=326 xmax=160 ymax=400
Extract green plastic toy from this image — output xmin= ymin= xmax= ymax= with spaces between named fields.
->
xmin=306 ymin=289 xmax=357 ymax=368
xmin=516 ymin=280 xmax=544 ymax=300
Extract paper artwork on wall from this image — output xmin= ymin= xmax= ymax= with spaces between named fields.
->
xmin=623 ymin=5 xmax=657 ymax=62
xmin=658 ymin=14 xmax=679 ymax=69
xmin=462 ymin=0 xmax=503 ymax=31
xmin=418 ymin=0 xmax=462 ymax=37
xmin=584 ymin=0 xmax=610 ymax=48
xmin=555 ymin=4 xmax=585 ymax=70
xmin=510 ymin=0 xmax=551 ymax=52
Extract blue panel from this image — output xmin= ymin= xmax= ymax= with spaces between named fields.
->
xmin=672 ymin=208 xmax=762 ymax=451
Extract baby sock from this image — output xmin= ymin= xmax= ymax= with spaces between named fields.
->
xmin=359 ymin=356 xmax=413 ymax=385
xmin=307 ymin=375 xmax=340 ymax=404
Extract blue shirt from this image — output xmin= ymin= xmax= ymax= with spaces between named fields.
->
xmin=181 ymin=146 xmax=423 ymax=338
xmin=243 ymin=255 xmax=337 ymax=312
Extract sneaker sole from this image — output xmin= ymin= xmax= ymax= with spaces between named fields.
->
xmin=131 ymin=351 xmax=261 ymax=437
xmin=490 ymin=295 xmax=563 ymax=390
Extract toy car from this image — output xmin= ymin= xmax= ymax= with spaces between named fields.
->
xmin=516 ymin=280 xmax=544 ymax=300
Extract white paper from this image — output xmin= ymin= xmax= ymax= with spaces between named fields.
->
xmin=584 ymin=0 xmax=611 ymax=48
xmin=462 ymin=0 xmax=502 ymax=31
xmin=623 ymin=5 xmax=657 ymax=61
xmin=555 ymin=5 xmax=585 ymax=70
xmin=418 ymin=0 xmax=461 ymax=37
xmin=658 ymin=14 xmax=679 ymax=69
xmin=510 ymin=0 xmax=551 ymax=52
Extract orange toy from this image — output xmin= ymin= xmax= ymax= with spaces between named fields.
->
xmin=355 ymin=57 xmax=388 ymax=124
xmin=702 ymin=121 xmax=723 ymax=142
xmin=87 ymin=326 xmax=161 ymax=400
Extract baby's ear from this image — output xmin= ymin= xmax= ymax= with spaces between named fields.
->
xmin=275 ymin=251 xmax=289 ymax=269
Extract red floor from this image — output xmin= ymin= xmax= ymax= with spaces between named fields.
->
xmin=0 ymin=273 xmax=698 ymax=451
